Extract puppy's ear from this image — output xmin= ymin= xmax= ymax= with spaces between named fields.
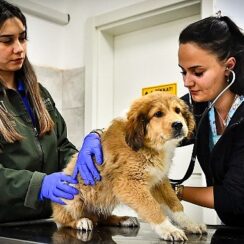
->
xmin=182 ymin=102 xmax=195 ymax=138
xmin=125 ymin=113 xmax=148 ymax=151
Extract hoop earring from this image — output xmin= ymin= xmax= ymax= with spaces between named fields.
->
xmin=226 ymin=69 xmax=236 ymax=85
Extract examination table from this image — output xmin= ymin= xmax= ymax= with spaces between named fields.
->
xmin=0 ymin=219 xmax=243 ymax=243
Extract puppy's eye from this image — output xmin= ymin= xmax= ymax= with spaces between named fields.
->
xmin=175 ymin=107 xmax=181 ymax=114
xmin=154 ymin=111 xmax=163 ymax=117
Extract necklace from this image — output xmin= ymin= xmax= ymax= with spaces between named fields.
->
xmin=215 ymin=109 xmax=228 ymax=127
xmin=215 ymin=95 xmax=238 ymax=127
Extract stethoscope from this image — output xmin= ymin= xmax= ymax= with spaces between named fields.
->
xmin=170 ymin=69 xmax=236 ymax=185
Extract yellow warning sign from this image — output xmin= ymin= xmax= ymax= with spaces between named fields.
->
xmin=142 ymin=83 xmax=177 ymax=96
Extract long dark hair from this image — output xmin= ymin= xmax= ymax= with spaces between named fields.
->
xmin=0 ymin=0 xmax=54 ymax=142
xmin=179 ymin=16 xmax=244 ymax=95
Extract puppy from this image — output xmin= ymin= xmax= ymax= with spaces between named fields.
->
xmin=52 ymin=91 xmax=206 ymax=241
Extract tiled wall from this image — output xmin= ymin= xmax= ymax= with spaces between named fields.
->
xmin=34 ymin=65 xmax=85 ymax=149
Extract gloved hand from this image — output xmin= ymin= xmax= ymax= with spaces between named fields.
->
xmin=72 ymin=133 xmax=103 ymax=185
xmin=39 ymin=172 xmax=79 ymax=205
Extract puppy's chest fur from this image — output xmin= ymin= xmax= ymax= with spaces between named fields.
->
xmin=144 ymin=141 xmax=176 ymax=187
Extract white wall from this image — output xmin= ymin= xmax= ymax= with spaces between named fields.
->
xmin=22 ymin=0 xmax=144 ymax=69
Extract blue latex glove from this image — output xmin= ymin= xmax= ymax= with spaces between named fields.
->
xmin=39 ymin=172 xmax=79 ymax=205
xmin=72 ymin=133 xmax=103 ymax=185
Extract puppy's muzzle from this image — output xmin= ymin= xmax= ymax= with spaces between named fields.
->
xmin=172 ymin=121 xmax=183 ymax=138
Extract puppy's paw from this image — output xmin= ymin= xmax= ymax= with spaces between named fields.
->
xmin=170 ymin=211 xmax=207 ymax=235
xmin=76 ymin=218 xmax=93 ymax=231
xmin=77 ymin=229 xmax=93 ymax=242
xmin=152 ymin=218 xmax=188 ymax=241
xmin=120 ymin=217 xmax=140 ymax=227
xmin=184 ymin=222 xmax=207 ymax=234
xmin=199 ymin=224 xmax=207 ymax=234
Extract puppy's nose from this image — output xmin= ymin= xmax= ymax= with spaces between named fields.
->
xmin=172 ymin=121 xmax=183 ymax=131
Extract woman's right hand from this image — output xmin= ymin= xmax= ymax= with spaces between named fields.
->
xmin=72 ymin=133 xmax=103 ymax=185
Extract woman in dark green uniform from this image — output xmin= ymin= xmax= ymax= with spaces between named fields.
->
xmin=0 ymin=0 xmax=94 ymax=222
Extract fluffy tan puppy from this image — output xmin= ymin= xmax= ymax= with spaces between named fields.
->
xmin=52 ymin=91 xmax=206 ymax=241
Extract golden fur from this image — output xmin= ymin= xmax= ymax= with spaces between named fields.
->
xmin=52 ymin=91 xmax=206 ymax=241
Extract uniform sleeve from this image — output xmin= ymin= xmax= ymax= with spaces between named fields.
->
xmin=214 ymin=126 xmax=244 ymax=222
xmin=0 ymin=164 xmax=45 ymax=209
